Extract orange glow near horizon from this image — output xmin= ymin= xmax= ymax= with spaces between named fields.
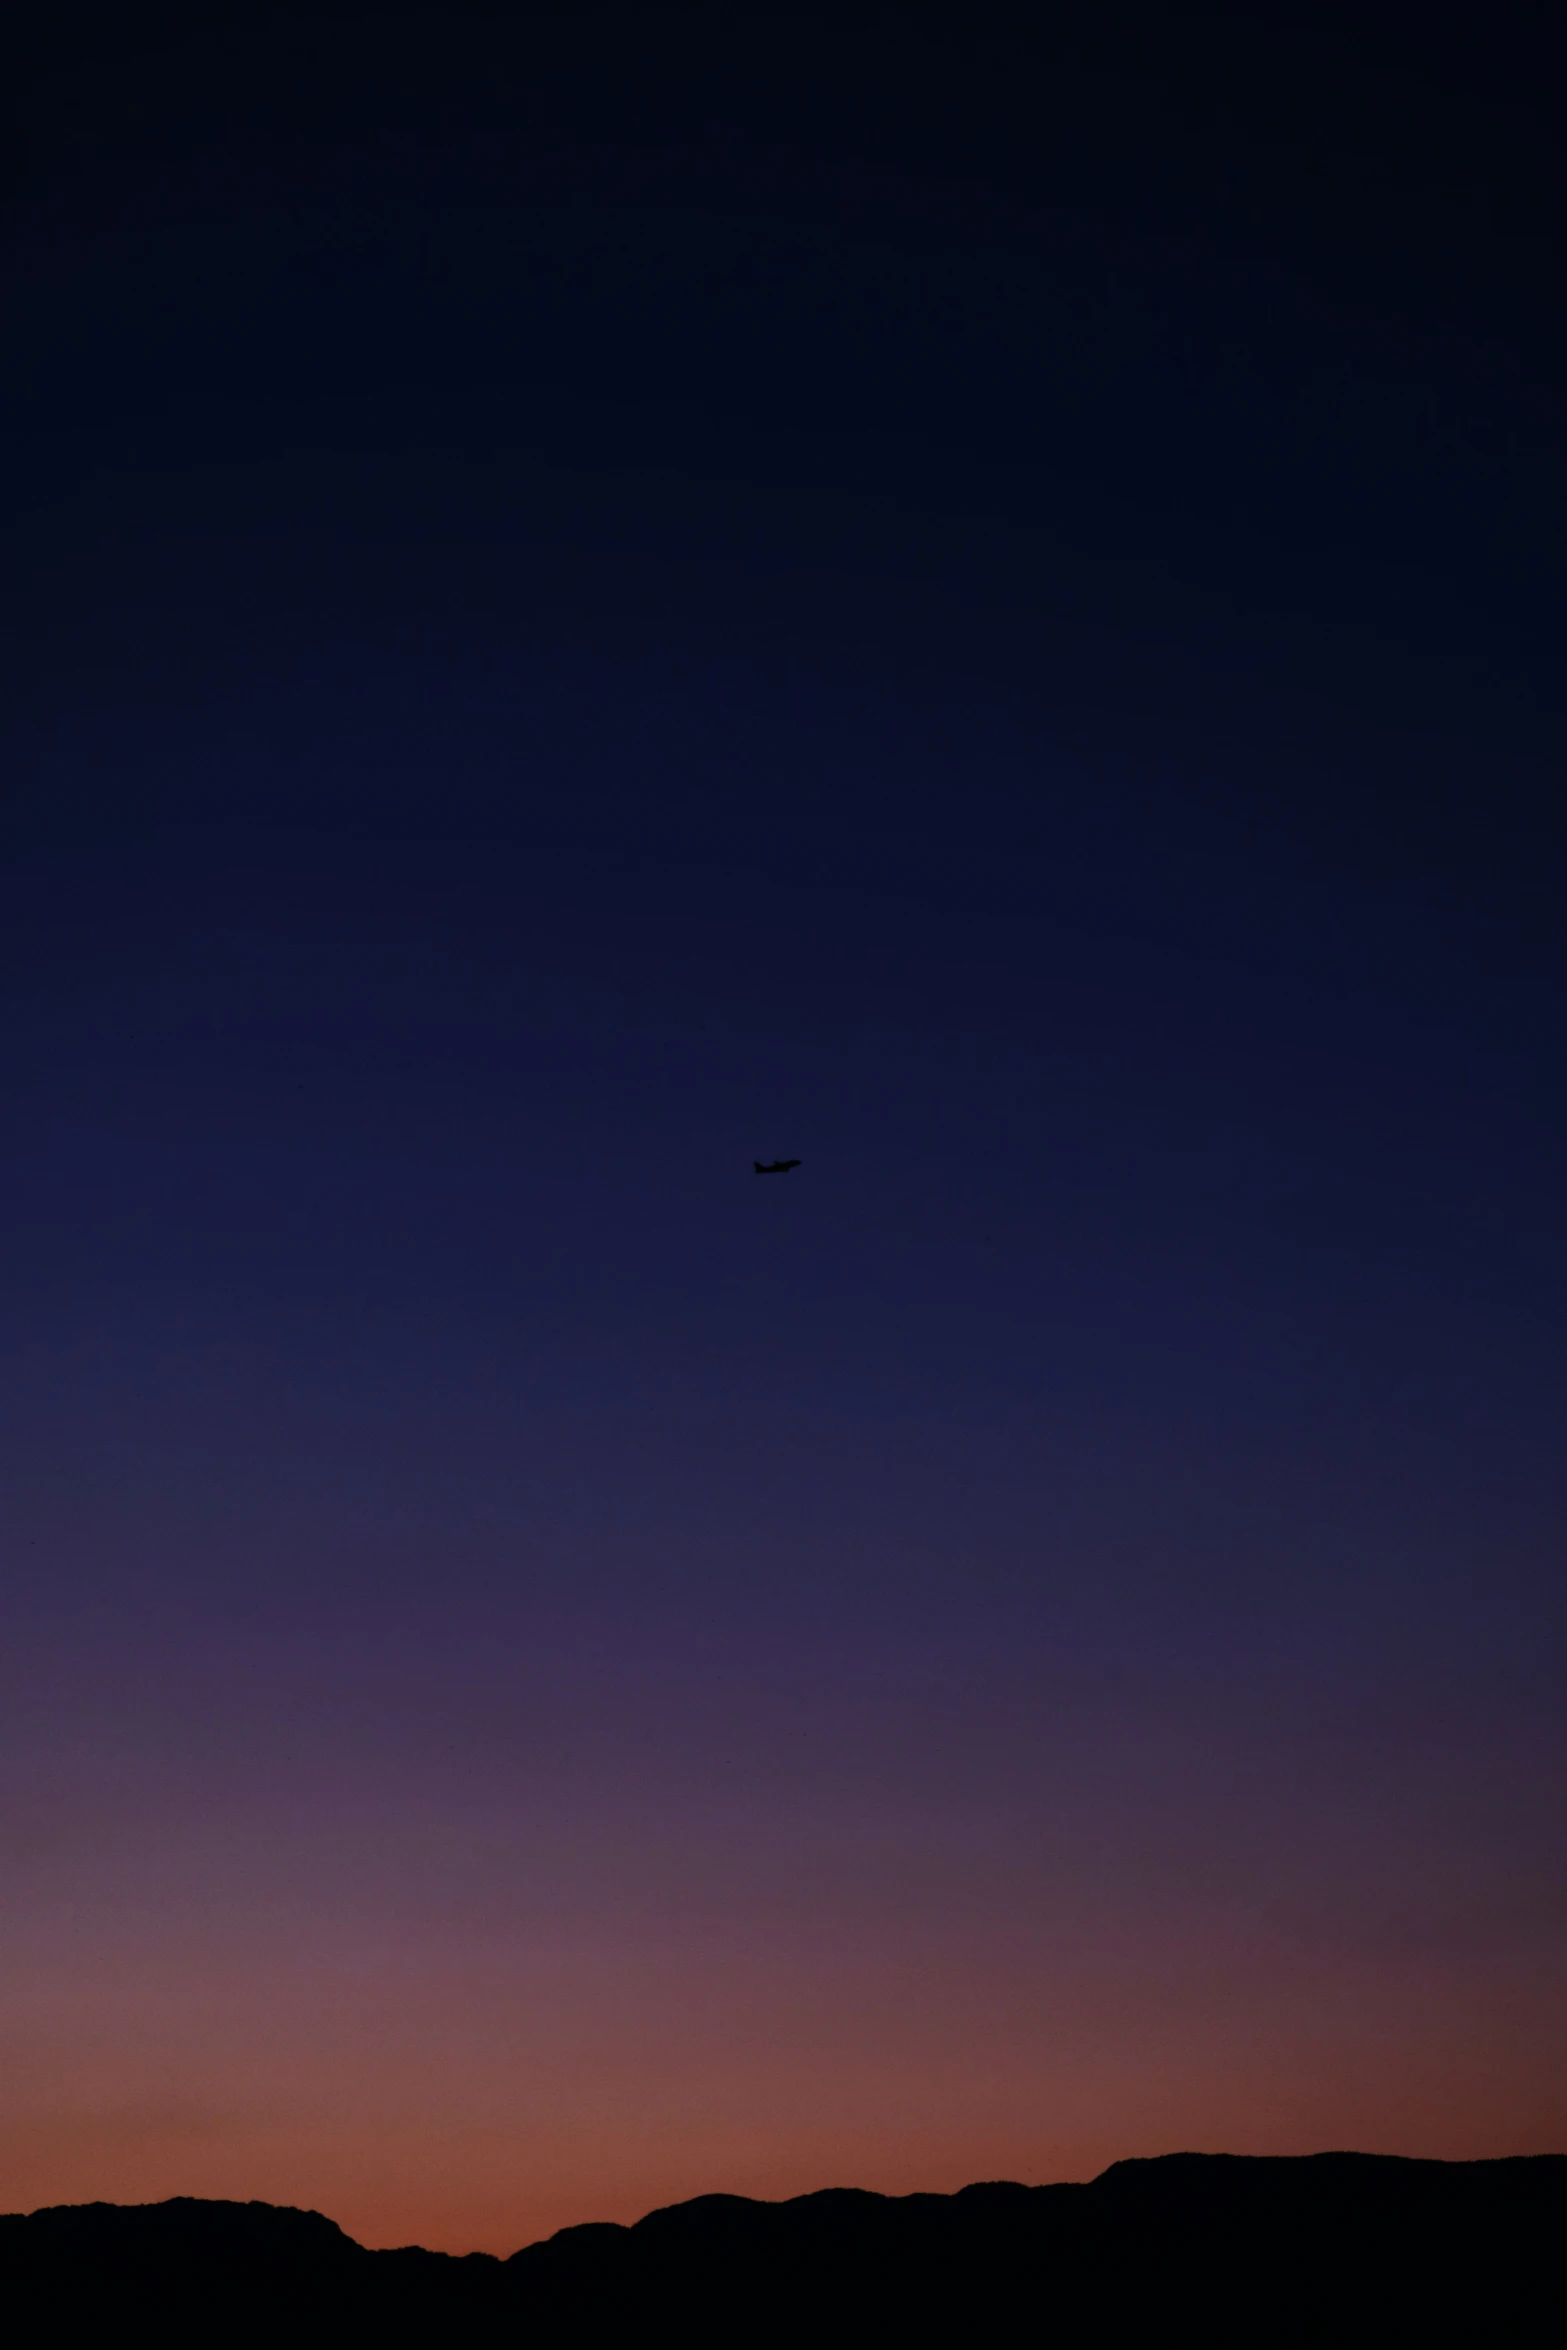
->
xmin=6 ymin=1778 xmax=1562 ymax=2253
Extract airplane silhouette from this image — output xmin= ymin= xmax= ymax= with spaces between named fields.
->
xmin=754 ymin=1158 xmax=801 ymax=1174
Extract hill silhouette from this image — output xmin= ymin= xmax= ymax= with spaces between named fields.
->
xmin=3 ymin=2154 xmax=1561 ymax=2340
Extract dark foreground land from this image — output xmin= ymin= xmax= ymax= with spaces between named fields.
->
xmin=4 ymin=2153 xmax=1561 ymax=2341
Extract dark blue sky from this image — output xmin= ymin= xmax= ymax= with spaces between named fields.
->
xmin=3 ymin=2 xmax=1565 ymax=2247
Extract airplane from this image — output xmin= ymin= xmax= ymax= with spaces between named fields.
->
xmin=754 ymin=1158 xmax=802 ymax=1174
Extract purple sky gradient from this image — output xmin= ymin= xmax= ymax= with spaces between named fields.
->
xmin=3 ymin=1 xmax=1565 ymax=2250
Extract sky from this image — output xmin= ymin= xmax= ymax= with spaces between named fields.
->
xmin=2 ymin=1 xmax=1565 ymax=2253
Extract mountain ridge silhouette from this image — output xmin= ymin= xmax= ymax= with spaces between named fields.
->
xmin=5 ymin=2153 xmax=1561 ymax=2339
